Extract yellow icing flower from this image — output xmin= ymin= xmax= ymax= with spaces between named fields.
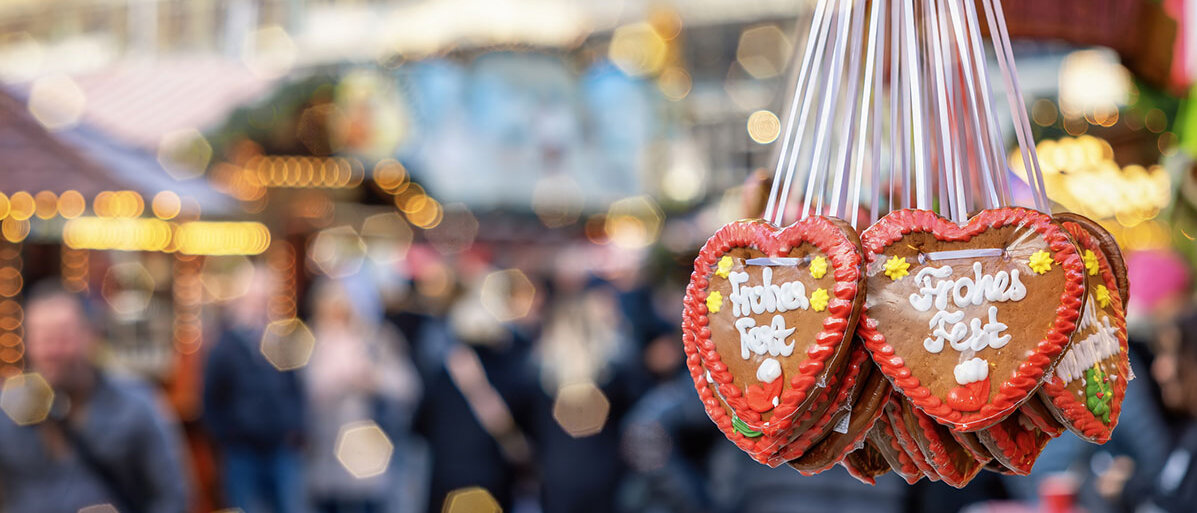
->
xmin=810 ymin=288 xmax=829 ymax=312
xmin=1083 ymin=250 xmax=1099 ymax=276
xmin=809 ymin=256 xmax=828 ymax=279
xmin=715 ymin=256 xmax=734 ymax=279
xmin=706 ymin=291 xmax=723 ymax=313
xmin=1095 ymin=284 xmax=1111 ymax=309
xmin=1028 ymin=250 xmax=1053 ymax=275
xmin=883 ymin=256 xmax=909 ymax=281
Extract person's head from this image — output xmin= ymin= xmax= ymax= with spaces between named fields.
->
xmin=228 ymin=263 xmax=277 ymax=329
xmin=25 ymin=280 xmax=97 ymax=391
xmin=1156 ymin=310 xmax=1197 ymax=417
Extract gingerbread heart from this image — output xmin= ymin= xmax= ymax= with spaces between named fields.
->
xmin=841 ymin=441 xmax=892 ymax=485
xmin=858 ymin=208 xmax=1086 ymax=431
xmin=867 ymin=411 xmax=926 ymax=484
xmin=1038 ymin=214 xmax=1130 ymax=444
xmin=787 ymin=359 xmax=892 ymax=475
xmin=895 ymin=398 xmax=986 ymax=488
xmin=683 ymin=216 xmax=866 ymax=464
xmin=976 ymin=412 xmax=1054 ymax=475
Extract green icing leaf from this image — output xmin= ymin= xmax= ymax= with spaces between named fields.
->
xmin=732 ymin=414 xmax=762 ymax=438
xmin=1084 ymin=364 xmax=1113 ymax=424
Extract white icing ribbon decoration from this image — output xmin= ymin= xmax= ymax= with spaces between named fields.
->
xmin=922 ymin=248 xmax=1005 ymax=262
xmin=1054 ymin=296 xmax=1121 ymax=384
xmin=745 ymin=257 xmax=810 ymax=267
xmin=954 ymin=357 xmax=989 ymax=385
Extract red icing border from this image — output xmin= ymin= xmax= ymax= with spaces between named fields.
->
xmin=1039 ymin=218 xmax=1129 ymax=444
xmin=790 ymin=366 xmax=892 ymax=475
xmin=682 ymin=216 xmax=864 ymax=462
xmin=869 ymin=414 xmax=923 ymax=484
xmin=775 ymin=345 xmax=869 ymax=462
xmin=907 ymin=400 xmax=985 ymax=488
xmin=978 ymin=414 xmax=1053 ymax=476
xmin=884 ymin=398 xmax=940 ymax=482
xmin=857 ymin=208 xmax=1086 ymax=431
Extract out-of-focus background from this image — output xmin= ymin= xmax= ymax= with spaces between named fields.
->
xmin=0 ymin=1 xmax=1195 ymax=513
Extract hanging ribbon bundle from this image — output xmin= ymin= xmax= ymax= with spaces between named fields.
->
xmin=681 ymin=0 xmax=1131 ymax=485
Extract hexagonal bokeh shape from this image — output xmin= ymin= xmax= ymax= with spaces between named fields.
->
xmin=736 ymin=24 xmax=790 ymax=79
xmin=200 ymin=255 xmax=255 ymax=303
xmin=77 ymin=504 xmax=119 ymax=513
xmin=360 ymin=212 xmax=413 ymax=264
xmin=443 ymin=487 xmax=501 ymax=513
xmin=308 ymin=225 xmax=367 ymax=278
xmin=101 ymin=262 xmax=156 ymax=316
xmin=259 ymin=318 xmax=315 ymax=371
xmin=334 ymin=421 xmax=394 ymax=479
xmin=479 ymin=269 xmax=536 ymax=322
xmin=552 ymin=382 xmax=610 ymax=438
xmin=1 ymin=372 xmax=54 ymax=426
xmin=604 ymin=196 xmax=664 ymax=249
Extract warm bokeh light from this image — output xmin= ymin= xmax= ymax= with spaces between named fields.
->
xmin=78 ymin=504 xmax=120 ymax=513
xmin=174 ymin=222 xmax=271 ymax=256
xmin=308 ymin=225 xmax=367 ymax=277
xmin=259 ymin=317 xmax=315 ymax=371
xmin=101 ymin=262 xmax=156 ymax=316
xmin=334 ymin=421 xmax=394 ymax=479
xmin=8 ymin=192 xmax=34 ymax=221
xmin=609 ymin=22 xmax=667 ymax=76
xmin=480 ymin=269 xmax=536 ymax=322
xmin=152 ymin=191 xmax=182 ymax=220
xmin=243 ymin=25 xmax=297 ymax=79
xmin=443 ymin=487 xmax=501 ymax=513
xmin=28 ymin=74 xmax=86 ymax=130
xmin=0 ymin=267 xmax=22 ymax=298
xmin=604 ymin=196 xmax=664 ymax=249
xmin=200 ymin=255 xmax=256 ymax=303
xmin=372 ymin=159 xmax=408 ymax=192
xmin=57 ymin=190 xmax=86 ymax=219
xmin=746 ymin=109 xmax=781 ymax=144
xmin=736 ymin=24 xmax=790 ymax=80
xmin=0 ymin=372 xmax=53 ymax=426
xmin=158 ymin=129 xmax=213 ymax=181
xmin=63 ymin=217 xmax=172 ymax=252
xmin=1 ymin=218 xmax=29 ymax=243
xmin=33 ymin=191 xmax=57 ymax=219
xmin=360 ymin=212 xmax=413 ymax=264
xmin=552 ymin=381 xmax=610 ymax=438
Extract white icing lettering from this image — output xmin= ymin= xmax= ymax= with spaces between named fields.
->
xmin=736 ymin=314 xmax=796 ymax=360
xmin=907 ymin=261 xmax=1023 ymax=357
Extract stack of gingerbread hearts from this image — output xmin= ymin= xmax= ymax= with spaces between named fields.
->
xmin=678 ymin=0 xmax=1133 ymax=485
xmin=844 ymin=207 xmax=1131 ymax=486
xmin=682 ymin=216 xmax=890 ymax=467
xmin=681 ymin=208 xmax=1132 ymax=485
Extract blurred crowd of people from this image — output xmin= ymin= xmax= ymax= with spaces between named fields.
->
xmin=1 ymin=239 xmax=1197 ymax=513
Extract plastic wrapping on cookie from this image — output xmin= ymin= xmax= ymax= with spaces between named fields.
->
xmin=681 ymin=216 xmax=866 ymax=464
xmin=856 ymin=208 xmax=1086 ymax=432
xmin=1038 ymin=216 xmax=1130 ymax=444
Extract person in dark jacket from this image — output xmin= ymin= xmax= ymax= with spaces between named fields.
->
xmin=203 ymin=266 xmax=305 ymax=513
xmin=0 ymin=281 xmax=189 ymax=513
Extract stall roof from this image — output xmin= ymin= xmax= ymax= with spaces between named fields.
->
xmin=0 ymin=90 xmax=131 ymax=197
xmin=0 ymin=89 xmax=238 ymax=216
